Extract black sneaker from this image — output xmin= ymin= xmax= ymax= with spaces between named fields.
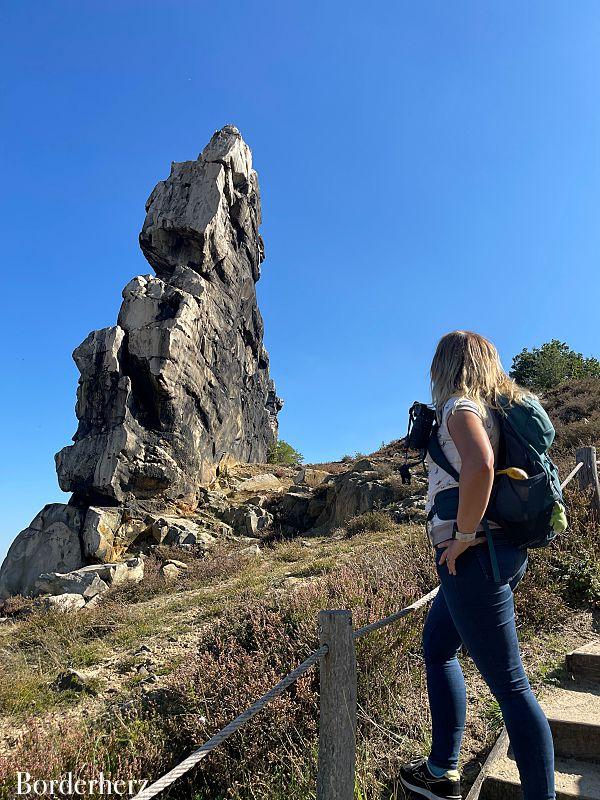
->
xmin=399 ymin=757 xmax=461 ymax=799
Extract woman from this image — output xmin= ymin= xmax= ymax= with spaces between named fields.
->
xmin=399 ymin=331 xmax=555 ymax=800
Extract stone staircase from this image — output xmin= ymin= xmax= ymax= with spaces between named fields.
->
xmin=467 ymin=641 xmax=600 ymax=800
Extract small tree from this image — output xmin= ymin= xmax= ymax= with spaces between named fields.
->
xmin=510 ymin=340 xmax=600 ymax=392
xmin=267 ymin=439 xmax=303 ymax=467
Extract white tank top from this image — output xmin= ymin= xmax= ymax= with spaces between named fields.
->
xmin=425 ymin=395 xmax=500 ymax=546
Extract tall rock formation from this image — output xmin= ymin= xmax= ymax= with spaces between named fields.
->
xmin=0 ymin=125 xmax=282 ymax=598
xmin=56 ymin=125 xmax=281 ymax=506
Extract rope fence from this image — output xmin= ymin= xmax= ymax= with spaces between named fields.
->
xmin=353 ymin=586 xmax=440 ymax=640
xmin=133 ymin=645 xmax=328 ymax=800
xmin=133 ymin=446 xmax=597 ymax=800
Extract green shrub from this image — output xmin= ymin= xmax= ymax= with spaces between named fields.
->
xmin=510 ymin=340 xmax=600 ymax=392
xmin=267 ymin=440 xmax=303 ymax=467
xmin=554 ymin=556 xmax=600 ymax=605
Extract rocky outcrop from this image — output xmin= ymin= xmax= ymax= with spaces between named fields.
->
xmin=0 ymin=505 xmax=85 ymax=599
xmin=56 ymin=124 xmax=281 ymax=507
xmin=34 ymin=558 xmax=145 ymax=600
xmin=0 ymin=125 xmax=282 ymax=601
xmin=312 ymin=462 xmax=395 ymax=530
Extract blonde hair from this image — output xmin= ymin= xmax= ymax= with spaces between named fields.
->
xmin=430 ymin=330 xmax=533 ymax=419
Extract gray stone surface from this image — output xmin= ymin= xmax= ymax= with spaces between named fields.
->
xmin=35 ymin=569 xmax=109 ymax=599
xmin=150 ymin=516 xmax=217 ymax=548
xmin=56 ymin=125 xmax=282 ymax=507
xmin=42 ymin=593 xmax=87 ymax=613
xmin=224 ymin=503 xmax=273 ymax=536
xmin=34 ymin=557 xmax=144 ymax=598
xmin=0 ymin=504 xmax=85 ymax=599
xmin=313 ymin=470 xmax=394 ymax=530
xmin=82 ymin=506 xmax=123 ymax=562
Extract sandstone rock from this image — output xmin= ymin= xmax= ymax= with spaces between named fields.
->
xmin=35 ymin=569 xmax=109 ymax=599
xmin=278 ymin=491 xmax=314 ymax=531
xmin=52 ymin=669 xmax=96 ymax=695
xmin=223 ymin=504 xmax=273 ymax=536
xmin=150 ymin=516 xmax=216 ymax=548
xmin=55 ymin=126 xmax=282 ymax=507
xmin=229 ymin=473 xmax=283 ymax=497
xmin=239 ymin=543 xmax=261 ymax=556
xmin=314 ymin=471 xmax=394 ymax=530
xmin=0 ymin=504 xmax=85 ymax=599
xmin=108 ymin=557 xmax=145 ymax=586
xmin=353 ymin=458 xmax=376 ymax=472
xmin=82 ymin=506 xmax=122 ymax=562
xmin=194 ymin=514 xmax=233 ymax=538
xmin=42 ymin=593 xmax=86 ymax=613
xmin=114 ymin=516 xmax=151 ymax=555
xmin=163 ymin=559 xmax=189 ymax=570
xmin=197 ymin=489 xmax=230 ymax=515
xmin=1 ymin=126 xmax=284 ymax=600
xmin=161 ymin=563 xmax=181 ymax=582
xmin=34 ymin=557 xmax=144 ymax=598
xmin=294 ymin=467 xmax=330 ymax=488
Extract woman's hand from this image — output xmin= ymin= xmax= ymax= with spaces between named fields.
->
xmin=437 ymin=539 xmax=474 ymax=575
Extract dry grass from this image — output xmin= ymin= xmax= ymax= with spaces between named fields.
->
xmin=542 ymin=377 xmax=600 ymax=456
xmin=1 ymin=379 xmax=599 ymax=798
xmin=1 ymin=496 xmax=598 ymax=799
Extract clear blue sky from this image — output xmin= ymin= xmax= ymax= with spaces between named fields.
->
xmin=1 ymin=1 xmax=599 ymax=558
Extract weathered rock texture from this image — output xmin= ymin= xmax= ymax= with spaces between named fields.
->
xmin=0 ymin=126 xmax=282 ymax=599
xmin=56 ymin=124 xmax=282 ymax=507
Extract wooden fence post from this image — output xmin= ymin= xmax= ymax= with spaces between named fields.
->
xmin=316 ymin=610 xmax=357 ymax=800
xmin=575 ymin=446 xmax=600 ymax=514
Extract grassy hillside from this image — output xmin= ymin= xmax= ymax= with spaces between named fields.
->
xmin=0 ymin=380 xmax=599 ymax=799
xmin=542 ymin=377 xmax=600 ymax=455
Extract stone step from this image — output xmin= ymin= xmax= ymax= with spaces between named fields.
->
xmin=567 ymin=642 xmax=600 ymax=683
xmin=480 ymin=751 xmax=600 ymax=800
xmin=543 ymin=685 xmax=600 ymax=762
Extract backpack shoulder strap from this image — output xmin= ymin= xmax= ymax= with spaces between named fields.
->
xmin=427 ymin=423 xmax=460 ymax=482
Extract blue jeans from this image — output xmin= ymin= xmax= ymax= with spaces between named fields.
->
xmin=423 ymin=539 xmax=555 ymax=800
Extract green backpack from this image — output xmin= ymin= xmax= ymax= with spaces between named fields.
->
xmin=427 ymin=395 xmax=566 ymax=582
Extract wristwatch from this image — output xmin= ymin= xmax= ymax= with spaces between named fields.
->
xmin=452 ymin=522 xmax=477 ymax=542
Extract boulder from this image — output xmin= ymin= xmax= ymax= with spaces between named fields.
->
xmin=52 ymin=669 xmax=96 ymax=695
xmin=235 ymin=472 xmax=284 ymax=497
xmin=81 ymin=506 xmax=122 ymax=562
xmin=239 ymin=543 xmax=261 ymax=557
xmin=42 ymin=593 xmax=86 ymax=613
xmin=34 ymin=557 xmax=144 ymax=598
xmin=35 ymin=569 xmax=109 ymax=600
xmin=150 ymin=516 xmax=216 ymax=548
xmin=294 ymin=467 xmax=330 ymax=488
xmin=163 ymin=559 xmax=189 ymax=570
xmin=278 ymin=491 xmax=314 ymax=532
xmin=55 ymin=126 xmax=282 ymax=507
xmin=353 ymin=458 xmax=376 ymax=472
xmin=223 ymin=504 xmax=273 ymax=536
xmin=0 ymin=504 xmax=85 ymax=599
xmin=107 ymin=556 xmax=145 ymax=586
xmin=161 ymin=563 xmax=181 ymax=582
xmin=314 ymin=471 xmax=394 ymax=530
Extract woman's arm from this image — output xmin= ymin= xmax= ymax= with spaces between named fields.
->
xmin=437 ymin=408 xmax=495 ymax=574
